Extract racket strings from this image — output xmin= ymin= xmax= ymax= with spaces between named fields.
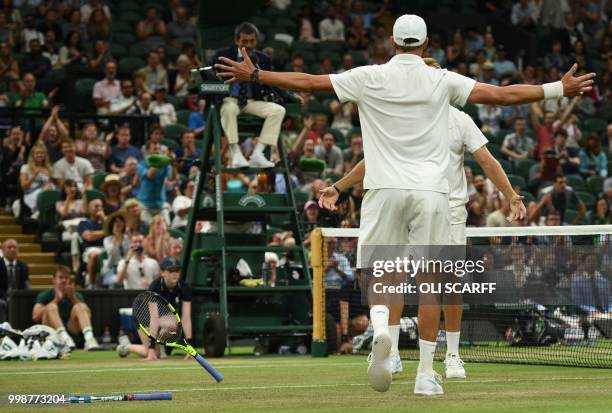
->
xmin=133 ymin=291 xmax=180 ymax=344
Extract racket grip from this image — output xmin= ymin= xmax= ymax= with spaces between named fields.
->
xmin=194 ymin=353 xmax=224 ymax=382
xmin=130 ymin=393 xmax=173 ymax=401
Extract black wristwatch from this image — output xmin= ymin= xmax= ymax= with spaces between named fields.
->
xmin=250 ymin=68 xmax=260 ymax=83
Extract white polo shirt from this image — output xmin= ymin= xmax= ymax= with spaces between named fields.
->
xmin=448 ymin=106 xmax=488 ymax=211
xmin=330 ymin=54 xmax=476 ymax=193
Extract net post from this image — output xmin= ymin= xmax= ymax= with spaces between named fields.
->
xmin=310 ymin=227 xmax=327 ymax=357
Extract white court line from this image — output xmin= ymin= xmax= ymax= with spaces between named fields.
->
xmin=74 ymin=375 xmax=612 ymax=396
xmin=1 ymin=361 xmax=373 ymax=376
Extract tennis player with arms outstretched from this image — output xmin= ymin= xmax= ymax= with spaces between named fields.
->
xmin=215 ymin=14 xmax=594 ymax=396
xmin=318 ymin=57 xmax=528 ymax=384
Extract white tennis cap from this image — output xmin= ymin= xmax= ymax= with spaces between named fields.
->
xmin=393 ymin=14 xmax=427 ymax=47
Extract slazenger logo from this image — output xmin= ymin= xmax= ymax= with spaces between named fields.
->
xmin=238 ymin=194 xmax=266 ymax=207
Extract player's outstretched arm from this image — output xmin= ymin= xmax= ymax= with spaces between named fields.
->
xmin=472 ymin=145 xmax=526 ymax=222
xmin=319 ymin=159 xmax=365 ymax=211
xmin=467 ymin=64 xmax=595 ymax=105
xmin=215 ymin=47 xmax=334 ymax=93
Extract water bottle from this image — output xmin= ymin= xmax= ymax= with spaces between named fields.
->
xmin=102 ymin=326 xmax=112 ymax=345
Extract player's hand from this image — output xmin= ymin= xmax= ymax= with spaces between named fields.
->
xmin=215 ymin=48 xmax=256 ymax=84
xmin=561 ymin=63 xmax=596 ymax=97
xmin=65 ymin=284 xmax=76 ymax=302
xmin=183 ymin=354 xmax=191 ymax=361
xmin=318 ymin=186 xmax=340 ymax=211
xmin=507 ymin=194 xmax=526 ymax=222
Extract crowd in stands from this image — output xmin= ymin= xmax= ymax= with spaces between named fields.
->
xmin=0 ymin=0 xmax=611 ymax=295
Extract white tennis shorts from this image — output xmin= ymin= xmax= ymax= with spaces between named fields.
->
xmin=449 ymin=205 xmax=468 ymax=246
xmin=357 ymin=189 xmax=450 ymax=267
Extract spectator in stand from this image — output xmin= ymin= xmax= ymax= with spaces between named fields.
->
xmin=19 ymin=142 xmax=53 ymax=217
xmin=289 ymin=53 xmax=306 ymax=72
xmin=166 ymin=6 xmax=198 ymax=49
xmin=136 ymin=6 xmax=166 ymax=44
xmin=0 ymin=239 xmax=29 ymax=322
xmin=144 ymin=214 xmax=172 ymax=261
xmin=133 ymin=91 xmax=153 ymax=116
xmin=579 ymin=133 xmax=608 ymax=178
xmin=75 ymin=122 xmax=109 ymax=172
xmin=553 ymin=96 xmax=581 ymax=148
xmin=78 ymin=198 xmax=106 ymax=287
xmin=92 ymin=60 xmax=120 ymax=115
xmin=175 ymin=130 xmax=200 ymax=176
xmin=187 ymin=97 xmax=206 ymax=136
xmin=172 ymin=54 xmax=191 ymax=97
xmin=21 ymin=14 xmax=44 ymax=53
xmin=551 ymin=129 xmax=581 ymax=176
xmin=85 ymin=7 xmax=110 ymax=43
xmin=88 ymin=39 xmax=112 ymax=71
xmin=486 ymin=193 xmax=511 ymax=227
xmin=181 ymin=41 xmax=202 ymax=68
xmin=110 ymin=124 xmax=143 ymax=174
xmin=529 ymin=102 xmax=557 ymax=159
xmin=155 ymin=44 xmax=171 ymax=71
xmin=2 ymin=125 xmax=26 ymax=204
xmin=426 ymin=34 xmax=446 ymax=66
xmin=110 ymin=79 xmax=137 ymax=115
xmin=37 ymin=8 xmax=62 ymax=41
xmin=607 ymin=124 xmax=612 ymax=157
xmin=446 ymin=30 xmax=468 ymax=68
xmin=538 ymin=173 xmax=586 ymax=224
xmin=297 ymin=5 xmax=318 ymax=42
xmin=101 ymin=174 xmax=123 ymax=215
xmin=465 ymin=27 xmax=484 ymax=57
xmin=99 ymin=213 xmax=129 ymax=288
xmin=501 ymin=117 xmax=535 ymax=160
xmin=137 ymin=51 xmax=169 ymax=95
xmin=58 ymin=31 xmax=85 ymax=69
xmin=467 ymin=174 xmax=494 ymax=227
xmin=20 ymin=39 xmax=51 ymax=87
xmin=168 ymin=237 xmax=182 ymax=261
xmin=80 ymin=0 xmax=111 ymax=24
xmin=0 ymin=11 xmax=14 ymax=49
xmin=545 ymin=40 xmax=567 ymax=72
xmin=52 ymin=139 xmax=94 ymax=190
xmin=119 ymin=156 xmax=139 ymax=199
xmin=56 ymin=179 xmax=85 ymax=274
xmin=116 ymin=232 xmax=159 ymax=289
xmin=163 ymin=0 xmax=182 ymax=23
xmin=42 ymin=31 xmax=59 ymax=68
xmin=142 ymin=124 xmax=168 ymax=155
xmin=482 ymin=32 xmax=496 ymax=61
xmin=137 ymin=140 xmax=176 ymax=225
xmin=347 ymin=15 xmax=369 ymax=53
xmin=493 ymin=45 xmax=517 ymax=77
xmin=329 ymin=99 xmax=355 ymax=137
xmin=315 ymin=132 xmax=343 ymax=176
xmin=319 ymin=7 xmax=345 ymax=41
xmin=324 ymin=236 xmax=354 ymax=290
xmin=336 ymin=53 xmax=354 ymax=74
xmin=0 ymin=41 xmax=19 ymax=84
xmin=343 ymin=134 xmax=363 ymax=173
xmin=32 ymin=266 xmax=99 ymax=350
xmin=316 ymin=56 xmax=335 ymax=74
xmin=591 ymin=197 xmax=611 ymax=225
xmin=479 ymin=61 xmax=499 ymax=85
xmin=571 ymin=39 xmax=592 ymax=72
xmin=571 ymin=253 xmax=612 ymax=316
xmin=15 ymin=72 xmax=53 ymax=109
xmin=38 ymin=106 xmax=67 ymax=162
xmin=63 ymin=9 xmax=84 ymax=40
xmin=511 ymin=0 xmax=538 ymax=28
xmin=478 ymin=103 xmax=502 ymax=135
xmin=150 ymin=86 xmax=176 ymax=127
xmin=122 ymin=198 xmax=147 ymax=235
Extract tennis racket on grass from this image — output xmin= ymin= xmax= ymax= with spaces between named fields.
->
xmin=133 ymin=291 xmax=224 ymax=382
xmin=67 ymin=393 xmax=172 ymax=403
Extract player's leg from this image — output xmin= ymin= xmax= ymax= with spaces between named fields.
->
xmin=220 ymin=97 xmax=248 ymax=167
xmin=242 ymin=100 xmax=285 ymax=167
xmin=118 ymin=329 xmax=150 ymax=358
xmin=68 ymin=302 xmax=99 ymax=350
xmin=360 ymin=189 xmax=409 ymax=392
xmin=42 ymin=302 xmax=75 ymax=349
xmin=406 ymin=190 xmax=450 ymax=395
xmin=444 ymin=217 xmax=468 ymax=378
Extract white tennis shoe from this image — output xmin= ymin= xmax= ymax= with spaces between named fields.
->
xmin=249 ymin=153 xmax=275 ymax=169
xmin=444 ymin=353 xmax=466 ymax=378
xmin=84 ymin=337 xmax=100 ymax=351
xmin=414 ymin=371 xmax=444 ymax=395
xmin=390 ymin=350 xmax=403 ymax=374
xmin=367 ymin=331 xmax=392 ymax=392
xmin=231 ymin=152 xmax=249 ymax=168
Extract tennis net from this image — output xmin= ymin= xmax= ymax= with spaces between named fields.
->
xmin=311 ymin=225 xmax=612 ymax=368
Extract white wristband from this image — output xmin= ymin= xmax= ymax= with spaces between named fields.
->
xmin=542 ymin=81 xmax=564 ymax=100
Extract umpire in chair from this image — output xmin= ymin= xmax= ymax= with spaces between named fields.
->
xmin=213 ymin=22 xmax=296 ymax=169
